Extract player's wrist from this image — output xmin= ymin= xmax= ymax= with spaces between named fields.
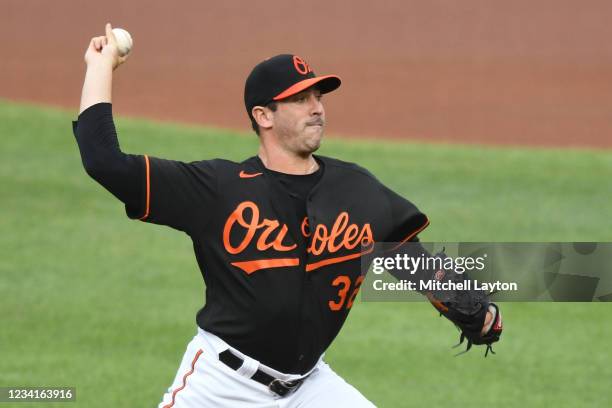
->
xmin=481 ymin=309 xmax=494 ymax=335
xmin=481 ymin=304 xmax=502 ymax=336
xmin=85 ymin=55 xmax=114 ymax=71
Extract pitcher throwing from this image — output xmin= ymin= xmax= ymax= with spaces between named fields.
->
xmin=73 ymin=23 xmax=502 ymax=407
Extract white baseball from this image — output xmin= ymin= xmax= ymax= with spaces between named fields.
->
xmin=112 ymin=28 xmax=133 ymax=57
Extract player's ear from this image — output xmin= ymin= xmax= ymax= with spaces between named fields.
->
xmin=252 ymin=106 xmax=273 ymax=131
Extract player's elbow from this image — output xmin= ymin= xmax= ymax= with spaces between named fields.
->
xmin=82 ymin=156 xmax=109 ymax=181
xmin=80 ymin=153 xmax=122 ymax=184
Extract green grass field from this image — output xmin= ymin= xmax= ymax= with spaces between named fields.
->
xmin=1 ymin=100 xmax=611 ymax=407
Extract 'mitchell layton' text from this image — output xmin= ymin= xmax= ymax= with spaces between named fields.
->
xmin=369 ymin=254 xmax=518 ymax=292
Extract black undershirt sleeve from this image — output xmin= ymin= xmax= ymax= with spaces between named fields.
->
xmin=72 ymin=102 xmax=144 ymax=214
xmin=385 ymin=237 xmax=436 ymax=287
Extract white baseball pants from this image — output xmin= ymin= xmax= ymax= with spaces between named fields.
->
xmin=157 ymin=328 xmax=376 ymax=407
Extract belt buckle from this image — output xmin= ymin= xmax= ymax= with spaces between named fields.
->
xmin=269 ymin=378 xmax=301 ymax=397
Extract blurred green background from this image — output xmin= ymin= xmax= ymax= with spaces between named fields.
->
xmin=1 ymin=100 xmax=611 ymax=407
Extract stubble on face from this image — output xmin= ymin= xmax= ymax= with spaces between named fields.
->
xmin=273 ymin=88 xmax=325 ymax=156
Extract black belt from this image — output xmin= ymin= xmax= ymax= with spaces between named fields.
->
xmin=218 ymin=350 xmax=305 ymax=397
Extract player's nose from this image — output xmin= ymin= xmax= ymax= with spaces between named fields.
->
xmin=310 ymin=94 xmax=324 ymax=116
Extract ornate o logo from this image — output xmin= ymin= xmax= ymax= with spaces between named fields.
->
xmin=293 ymin=56 xmax=312 ymax=75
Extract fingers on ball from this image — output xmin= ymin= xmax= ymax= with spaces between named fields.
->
xmin=91 ymin=36 xmax=105 ymax=51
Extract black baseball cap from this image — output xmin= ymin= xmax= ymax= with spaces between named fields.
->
xmin=244 ymin=54 xmax=341 ymax=119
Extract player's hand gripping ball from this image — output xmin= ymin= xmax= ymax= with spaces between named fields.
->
xmin=111 ymin=28 xmax=133 ymax=57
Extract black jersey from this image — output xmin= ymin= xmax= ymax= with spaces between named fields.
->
xmin=73 ymin=103 xmax=429 ymax=374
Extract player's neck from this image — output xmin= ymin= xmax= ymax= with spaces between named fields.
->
xmin=258 ymin=144 xmax=318 ymax=175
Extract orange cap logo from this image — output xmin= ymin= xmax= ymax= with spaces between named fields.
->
xmin=293 ymin=56 xmax=312 ymax=75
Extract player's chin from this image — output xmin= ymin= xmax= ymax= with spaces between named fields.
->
xmin=302 ymin=128 xmax=323 ymax=152
xmin=305 ymin=124 xmax=324 ymax=138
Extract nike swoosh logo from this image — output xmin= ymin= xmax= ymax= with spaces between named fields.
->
xmin=239 ymin=171 xmax=263 ymax=178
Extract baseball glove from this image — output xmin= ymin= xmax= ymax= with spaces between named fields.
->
xmin=425 ymin=255 xmax=503 ymax=357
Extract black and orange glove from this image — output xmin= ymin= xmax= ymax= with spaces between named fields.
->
xmin=426 ymin=262 xmax=503 ymax=357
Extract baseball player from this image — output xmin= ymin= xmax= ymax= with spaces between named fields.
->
xmin=73 ymin=24 xmax=502 ymax=407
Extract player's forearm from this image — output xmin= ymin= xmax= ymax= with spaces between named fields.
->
xmin=73 ymin=103 xmax=143 ymax=210
xmin=79 ymin=60 xmax=113 ymax=114
xmin=385 ymin=239 xmax=433 ymax=285
xmin=386 ymin=242 xmax=495 ymax=335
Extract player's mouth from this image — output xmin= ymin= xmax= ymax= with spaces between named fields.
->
xmin=306 ymin=120 xmax=324 ymax=127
